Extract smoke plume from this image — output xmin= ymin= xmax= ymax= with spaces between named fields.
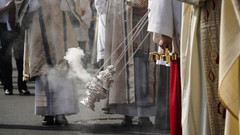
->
xmin=64 ymin=47 xmax=92 ymax=83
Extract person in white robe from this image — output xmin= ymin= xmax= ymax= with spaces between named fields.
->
xmin=103 ymin=0 xmax=157 ymax=126
xmin=16 ymin=0 xmax=81 ymax=126
xmin=95 ymin=0 xmax=106 ymax=67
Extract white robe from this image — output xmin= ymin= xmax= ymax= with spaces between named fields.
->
xmin=147 ymin=0 xmax=181 ymax=67
xmin=147 ymin=0 xmax=181 ymax=56
xmin=95 ymin=0 xmax=106 ymax=62
xmin=180 ymin=1 xmax=225 ymax=134
xmin=17 ymin=0 xmax=80 ymax=116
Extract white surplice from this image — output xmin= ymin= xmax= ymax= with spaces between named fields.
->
xmin=181 ymin=2 xmax=215 ymax=135
xmin=147 ymin=0 xmax=181 ymax=65
xmin=95 ymin=0 xmax=106 ymax=62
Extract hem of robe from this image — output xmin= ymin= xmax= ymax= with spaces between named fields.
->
xmin=35 ymin=76 xmax=79 ymax=116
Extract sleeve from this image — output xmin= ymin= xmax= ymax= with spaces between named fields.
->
xmin=147 ymin=0 xmax=174 ymax=38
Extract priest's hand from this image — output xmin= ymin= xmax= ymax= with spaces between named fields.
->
xmin=159 ymin=35 xmax=172 ymax=52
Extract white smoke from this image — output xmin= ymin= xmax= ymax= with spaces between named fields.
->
xmin=38 ymin=47 xmax=93 ymax=114
xmin=45 ymin=69 xmax=80 ymax=114
xmin=64 ymin=47 xmax=92 ymax=83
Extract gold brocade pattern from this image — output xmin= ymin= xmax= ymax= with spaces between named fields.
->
xmin=200 ymin=0 xmax=225 ymax=134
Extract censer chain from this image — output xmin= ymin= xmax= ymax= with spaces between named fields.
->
xmin=114 ymin=32 xmax=150 ymax=80
xmin=113 ymin=18 xmax=148 ymax=67
xmin=94 ymin=10 xmax=149 ymax=76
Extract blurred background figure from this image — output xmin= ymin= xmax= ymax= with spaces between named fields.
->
xmin=16 ymin=0 xmax=81 ymax=126
xmin=89 ymin=0 xmax=97 ymax=65
xmin=73 ymin=0 xmax=92 ymax=69
xmin=95 ymin=0 xmax=107 ymax=69
xmin=0 ymin=0 xmax=29 ymax=95
xmin=103 ymin=0 xmax=157 ymax=127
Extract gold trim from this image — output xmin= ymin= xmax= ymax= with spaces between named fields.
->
xmin=218 ymin=57 xmax=240 ymax=121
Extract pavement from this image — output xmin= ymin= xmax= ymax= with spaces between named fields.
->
xmin=0 ymin=60 xmax=170 ymax=135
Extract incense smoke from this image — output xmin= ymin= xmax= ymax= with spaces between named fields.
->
xmin=64 ymin=47 xmax=92 ymax=83
xmin=38 ymin=47 xmax=93 ymax=113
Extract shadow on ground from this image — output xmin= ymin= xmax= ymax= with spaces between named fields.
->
xmin=0 ymin=124 xmax=169 ymax=135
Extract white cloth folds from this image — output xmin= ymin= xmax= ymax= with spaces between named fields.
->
xmin=28 ymin=0 xmax=41 ymax=12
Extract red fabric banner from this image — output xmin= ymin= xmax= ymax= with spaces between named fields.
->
xmin=170 ymin=60 xmax=182 ymax=135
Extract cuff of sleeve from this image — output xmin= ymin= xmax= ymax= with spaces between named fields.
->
xmin=147 ymin=23 xmax=173 ymax=38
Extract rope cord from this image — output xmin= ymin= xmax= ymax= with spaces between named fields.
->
xmin=114 ymin=32 xmax=150 ymax=80
xmin=95 ymin=11 xmax=149 ymax=75
xmin=113 ymin=17 xmax=148 ymax=67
